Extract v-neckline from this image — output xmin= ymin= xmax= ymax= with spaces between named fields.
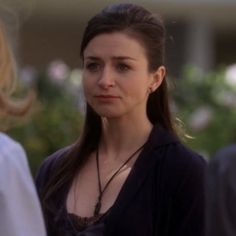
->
xmin=63 ymin=141 xmax=149 ymax=216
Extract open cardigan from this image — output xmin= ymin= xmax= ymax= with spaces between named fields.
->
xmin=36 ymin=125 xmax=206 ymax=236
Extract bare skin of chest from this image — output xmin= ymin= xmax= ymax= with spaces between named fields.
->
xmin=66 ymin=152 xmax=137 ymax=217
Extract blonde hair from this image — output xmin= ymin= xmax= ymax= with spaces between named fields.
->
xmin=0 ymin=19 xmax=34 ymax=130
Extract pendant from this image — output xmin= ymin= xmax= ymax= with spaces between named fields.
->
xmin=94 ymin=200 xmax=102 ymax=216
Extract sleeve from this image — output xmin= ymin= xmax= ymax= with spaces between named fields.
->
xmin=206 ymin=149 xmax=236 ymax=236
xmin=164 ymin=146 xmax=207 ymax=236
xmin=0 ymin=136 xmax=47 ymax=236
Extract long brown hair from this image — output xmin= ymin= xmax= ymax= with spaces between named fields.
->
xmin=0 ymin=9 xmax=34 ymax=131
xmin=40 ymin=3 xmax=177 ymax=228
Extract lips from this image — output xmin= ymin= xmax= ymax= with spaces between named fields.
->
xmin=94 ymin=94 xmax=120 ymax=101
xmin=95 ymin=95 xmax=119 ymax=98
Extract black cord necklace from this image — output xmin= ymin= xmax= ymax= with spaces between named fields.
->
xmin=94 ymin=143 xmax=146 ymax=216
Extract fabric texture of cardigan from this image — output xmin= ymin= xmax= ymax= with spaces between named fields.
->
xmin=36 ymin=125 xmax=206 ymax=236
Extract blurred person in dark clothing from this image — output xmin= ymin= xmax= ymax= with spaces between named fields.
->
xmin=206 ymin=144 xmax=236 ymax=236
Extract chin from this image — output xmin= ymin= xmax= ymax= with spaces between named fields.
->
xmin=94 ymin=108 xmax=123 ymax=119
xmin=99 ymin=112 xmax=122 ymax=119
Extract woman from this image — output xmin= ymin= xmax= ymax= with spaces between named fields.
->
xmin=0 ymin=7 xmax=46 ymax=236
xmin=36 ymin=3 xmax=206 ymax=236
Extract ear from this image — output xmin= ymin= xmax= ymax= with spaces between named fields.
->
xmin=149 ymin=66 xmax=166 ymax=92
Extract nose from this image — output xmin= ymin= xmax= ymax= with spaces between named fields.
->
xmin=97 ymin=66 xmax=115 ymax=89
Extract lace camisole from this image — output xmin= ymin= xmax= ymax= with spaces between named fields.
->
xmin=57 ymin=206 xmax=110 ymax=236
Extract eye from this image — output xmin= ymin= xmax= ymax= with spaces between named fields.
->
xmin=116 ymin=63 xmax=130 ymax=72
xmin=85 ymin=62 xmax=101 ymax=72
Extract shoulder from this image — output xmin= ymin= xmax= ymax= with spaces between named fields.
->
xmin=153 ymin=141 xmax=206 ymax=194
xmin=166 ymin=142 xmax=206 ymax=177
xmin=35 ymin=145 xmax=72 ymax=190
xmin=0 ymin=132 xmax=27 ymax=167
xmin=166 ymin=142 xmax=206 ymax=169
xmin=0 ymin=133 xmax=32 ymax=192
xmin=208 ymin=144 xmax=236 ymax=184
xmin=151 ymin=134 xmax=206 ymax=176
xmin=37 ymin=146 xmax=72 ymax=173
xmin=0 ymin=132 xmax=26 ymax=156
xmin=210 ymin=144 xmax=236 ymax=169
xmin=149 ymin=125 xmax=206 ymax=171
xmin=149 ymin=125 xmax=206 ymax=182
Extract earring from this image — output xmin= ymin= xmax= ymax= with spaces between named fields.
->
xmin=148 ymin=87 xmax=153 ymax=94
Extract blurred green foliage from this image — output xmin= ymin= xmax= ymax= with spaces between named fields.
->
xmin=7 ymin=72 xmax=83 ymax=175
xmin=172 ymin=66 xmax=236 ymax=159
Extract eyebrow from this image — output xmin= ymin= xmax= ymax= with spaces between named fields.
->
xmin=84 ymin=56 xmax=137 ymax=61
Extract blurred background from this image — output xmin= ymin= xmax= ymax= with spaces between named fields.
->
xmin=2 ymin=0 xmax=236 ymax=174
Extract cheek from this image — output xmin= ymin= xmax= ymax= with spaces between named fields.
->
xmin=82 ymin=75 xmax=92 ymax=92
xmin=81 ymin=80 xmax=91 ymax=102
xmin=129 ymin=79 xmax=150 ymax=96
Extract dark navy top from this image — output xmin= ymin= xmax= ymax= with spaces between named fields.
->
xmin=36 ymin=125 xmax=206 ymax=236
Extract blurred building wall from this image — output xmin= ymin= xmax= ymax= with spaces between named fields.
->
xmin=15 ymin=0 xmax=236 ymax=77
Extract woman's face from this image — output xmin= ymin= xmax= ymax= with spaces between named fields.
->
xmin=82 ymin=32 xmax=164 ymax=119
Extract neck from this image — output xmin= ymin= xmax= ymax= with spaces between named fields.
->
xmin=99 ymin=116 xmax=152 ymax=160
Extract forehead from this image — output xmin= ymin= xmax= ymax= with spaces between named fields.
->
xmin=83 ymin=32 xmax=147 ymax=60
